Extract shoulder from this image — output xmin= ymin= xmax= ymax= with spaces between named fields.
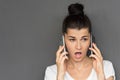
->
xmin=103 ymin=60 xmax=114 ymax=71
xmin=45 ymin=64 xmax=57 ymax=74
xmin=103 ymin=60 xmax=115 ymax=79
xmin=44 ymin=64 xmax=57 ymax=80
xmin=46 ymin=64 xmax=57 ymax=71
xmin=103 ymin=60 xmax=113 ymax=66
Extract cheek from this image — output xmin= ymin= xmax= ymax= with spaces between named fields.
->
xmin=65 ymin=41 xmax=74 ymax=52
xmin=84 ymin=42 xmax=90 ymax=50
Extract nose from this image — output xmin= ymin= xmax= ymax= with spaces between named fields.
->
xmin=75 ymin=41 xmax=81 ymax=50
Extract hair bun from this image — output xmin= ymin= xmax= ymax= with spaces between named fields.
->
xmin=68 ymin=3 xmax=84 ymax=16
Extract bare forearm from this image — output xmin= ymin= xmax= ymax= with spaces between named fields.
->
xmin=57 ymin=78 xmax=64 ymax=80
xmin=97 ymin=72 xmax=106 ymax=80
xmin=56 ymin=74 xmax=64 ymax=80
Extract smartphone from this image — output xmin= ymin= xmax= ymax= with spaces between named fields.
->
xmin=87 ymin=34 xmax=95 ymax=56
xmin=62 ymin=35 xmax=67 ymax=52
xmin=90 ymin=35 xmax=93 ymax=55
xmin=59 ymin=35 xmax=69 ymax=53
xmin=59 ymin=35 xmax=67 ymax=52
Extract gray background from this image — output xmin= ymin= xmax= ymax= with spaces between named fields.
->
xmin=0 ymin=0 xmax=120 ymax=80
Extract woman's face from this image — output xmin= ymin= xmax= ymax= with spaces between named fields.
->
xmin=65 ymin=28 xmax=90 ymax=62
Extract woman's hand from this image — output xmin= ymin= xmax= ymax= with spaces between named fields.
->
xmin=56 ymin=46 xmax=68 ymax=80
xmin=89 ymin=43 xmax=105 ymax=80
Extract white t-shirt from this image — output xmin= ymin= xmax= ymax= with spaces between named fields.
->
xmin=44 ymin=60 xmax=115 ymax=80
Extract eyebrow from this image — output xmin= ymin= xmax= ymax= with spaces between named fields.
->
xmin=68 ymin=35 xmax=89 ymax=38
xmin=68 ymin=36 xmax=75 ymax=38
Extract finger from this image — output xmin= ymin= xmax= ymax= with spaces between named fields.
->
xmin=56 ymin=52 xmax=68 ymax=64
xmin=89 ymin=54 xmax=99 ymax=61
xmin=56 ymin=46 xmax=64 ymax=59
xmin=89 ymin=47 xmax=100 ymax=58
xmin=61 ymin=55 xmax=68 ymax=64
xmin=59 ymin=52 xmax=68 ymax=61
xmin=56 ymin=46 xmax=63 ymax=62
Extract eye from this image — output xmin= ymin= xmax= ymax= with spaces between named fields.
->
xmin=81 ymin=38 xmax=88 ymax=41
xmin=69 ymin=39 xmax=75 ymax=42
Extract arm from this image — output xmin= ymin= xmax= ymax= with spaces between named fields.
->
xmin=107 ymin=76 xmax=114 ymax=80
xmin=89 ymin=43 xmax=105 ymax=80
xmin=56 ymin=46 xmax=68 ymax=80
xmin=98 ymin=75 xmax=114 ymax=80
xmin=89 ymin=43 xmax=115 ymax=80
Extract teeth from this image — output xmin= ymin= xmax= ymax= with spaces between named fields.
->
xmin=75 ymin=52 xmax=81 ymax=54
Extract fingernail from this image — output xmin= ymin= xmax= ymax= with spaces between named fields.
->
xmin=89 ymin=47 xmax=92 ymax=49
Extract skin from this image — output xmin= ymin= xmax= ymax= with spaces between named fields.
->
xmin=56 ymin=28 xmax=114 ymax=80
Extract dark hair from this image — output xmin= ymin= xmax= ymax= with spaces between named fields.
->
xmin=62 ymin=3 xmax=92 ymax=34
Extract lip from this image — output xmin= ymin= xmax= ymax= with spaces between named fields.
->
xmin=74 ymin=52 xmax=82 ymax=59
xmin=75 ymin=52 xmax=82 ymax=54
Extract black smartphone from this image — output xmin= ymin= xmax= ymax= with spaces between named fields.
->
xmin=87 ymin=35 xmax=96 ymax=56
xmin=59 ymin=35 xmax=67 ymax=52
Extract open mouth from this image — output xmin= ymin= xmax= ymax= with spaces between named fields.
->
xmin=74 ymin=52 xmax=82 ymax=58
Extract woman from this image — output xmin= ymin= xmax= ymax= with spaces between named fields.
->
xmin=44 ymin=3 xmax=115 ymax=80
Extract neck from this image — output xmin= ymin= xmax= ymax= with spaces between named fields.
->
xmin=67 ymin=56 xmax=91 ymax=69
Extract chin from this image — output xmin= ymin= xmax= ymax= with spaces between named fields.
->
xmin=71 ymin=55 xmax=87 ymax=62
xmin=75 ymin=58 xmax=84 ymax=62
xmin=70 ymin=57 xmax=84 ymax=62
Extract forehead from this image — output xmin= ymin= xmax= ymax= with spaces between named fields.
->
xmin=66 ymin=28 xmax=90 ymax=36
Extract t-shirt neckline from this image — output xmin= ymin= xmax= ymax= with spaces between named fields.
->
xmin=65 ymin=68 xmax=94 ymax=80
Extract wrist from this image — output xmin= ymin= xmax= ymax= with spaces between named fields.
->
xmin=97 ymin=72 xmax=106 ymax=80
xmin=57 ymin=76 xmax=64 ymax=80
xmin=57 ymin=73 xmax=64 ymax=80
